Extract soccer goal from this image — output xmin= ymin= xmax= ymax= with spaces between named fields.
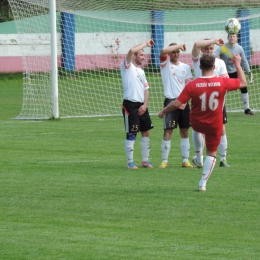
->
xmin=8 ymin=0 xmax=260 ymax=119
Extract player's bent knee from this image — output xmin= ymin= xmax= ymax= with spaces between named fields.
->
xmin=126 ymin=132 xmax=137 ymax=141
xmin=141 ymin=130 xmax=150 ymax=137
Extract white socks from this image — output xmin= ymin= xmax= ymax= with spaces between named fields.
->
xmin=192 ymin=130 xmax=204 ymax=164
xmin=161 ymin=139 xmax=171 ymax=162
xmin=125 ymin=137 xmax=151 ymax=163
xmin=161 ymin=138 xmax=190 ymax=163
xmin=125 ymin=139 xmax=134 ymax=163
xmin=218 ymin=134 xmax=227 ymax=162
xmin=198 ymin=155 xmax=216 ymax=188
xmin=181 ymin=137 xmax=190 ymax=163
xmin=241 ymin=92 xmax=249 ymax=110
xmin=141 ymin=136 xmax=150 ymax=163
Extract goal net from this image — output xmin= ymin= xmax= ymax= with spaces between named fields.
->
xmin=8 ymin=0 xmax=260 ymax=119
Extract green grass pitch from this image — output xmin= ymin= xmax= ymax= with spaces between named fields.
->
xmin=1 ymin=73 xmax=260 ymax=259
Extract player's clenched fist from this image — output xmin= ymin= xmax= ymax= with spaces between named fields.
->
xmin=147 ymin=39 xmax=154 ymax=47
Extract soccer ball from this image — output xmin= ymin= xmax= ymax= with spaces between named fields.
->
xmin=224 ymin=18 xmax=241 ymax=34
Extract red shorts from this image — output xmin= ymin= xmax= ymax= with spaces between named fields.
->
xmin=191 ymin=122 xmax=222 ymax=152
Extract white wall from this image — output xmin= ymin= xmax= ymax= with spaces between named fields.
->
xmin=1 ymin=30 xmax=259 ymax=57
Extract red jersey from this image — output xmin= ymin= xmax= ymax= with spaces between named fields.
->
xmin=178 ymin=76 xmax=241 ymax=134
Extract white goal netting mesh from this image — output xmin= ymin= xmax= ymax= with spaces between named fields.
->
xmin=7 ymin=0 xmax=260 ymax=119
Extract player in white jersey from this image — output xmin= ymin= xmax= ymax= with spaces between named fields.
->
xmin=214 ymin=34 xmax=254 ymax=115
xmin=159 ymin=43 xmax=194 ymax=169
xmin=191 ymin=38 xmax=231 ymax=167
xmin=120 ymin=39 xmax=154 ymax=170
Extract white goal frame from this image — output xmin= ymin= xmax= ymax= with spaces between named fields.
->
xmin=6 ymin=0 xmax=260 ymax=119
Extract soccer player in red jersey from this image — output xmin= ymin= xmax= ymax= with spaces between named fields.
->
xmin=158 ymin=53 xmax=247 ymax=191
xmin=192 ymin=38 xmax=230 ymax=167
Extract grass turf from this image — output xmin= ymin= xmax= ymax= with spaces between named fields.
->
xmin=1 ymin=73 xmax=260 ymax=259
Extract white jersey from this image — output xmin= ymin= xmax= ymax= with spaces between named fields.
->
xmin=120 ymin=58 xmax=149 ymax=103
xmin=160 ymin=57 xmax=193 ymax=99
xmin=192 ymin=52 xmax=228 ymax=78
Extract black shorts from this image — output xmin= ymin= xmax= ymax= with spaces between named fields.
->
xmin=228 ymin=72 xmax=238 ymax=78
xmin=122 ymin=100 xmax=154 ymax=133
xmin=228 ymin=71 xmax=246 ymax=93
xmin=163 ymin=98 xmax=191 ymax=129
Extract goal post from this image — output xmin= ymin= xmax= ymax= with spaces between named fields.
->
xmin=50 ymin=0 xmax=59 ymax=119
xmin=7 ymin=0 xmax=260 ymax=119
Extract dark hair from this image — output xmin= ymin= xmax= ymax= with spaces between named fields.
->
xmin=200 ymin=54 xmax=215 ymax=71
xmin=169 ymin=43 xmax=177 ymax=46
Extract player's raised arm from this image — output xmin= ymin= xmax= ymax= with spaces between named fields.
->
xmin=126 ymin=39 xmax=154 ymax=64
xmin=192 ymin=38 xmax=224 ymax=57
xmin=233 ymin=54 xmax=247 ymax=88
xmin=160 ymin=43 xmax=186 ymax=58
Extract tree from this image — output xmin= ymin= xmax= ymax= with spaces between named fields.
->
xmin=0 ymin=0 xmax=13 ymax=22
